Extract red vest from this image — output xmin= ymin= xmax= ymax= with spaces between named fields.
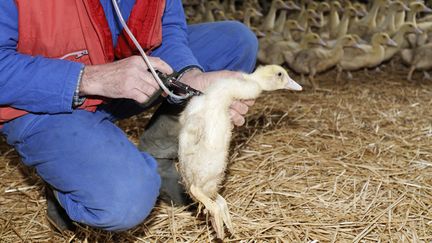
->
xmin=0 ymin=0 xmax=165 ymax=124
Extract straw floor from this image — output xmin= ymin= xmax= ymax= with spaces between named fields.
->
xmin=1 ymin=65 xmax=431 ymax=242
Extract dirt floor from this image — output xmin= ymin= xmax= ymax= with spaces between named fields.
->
xmin=0 ymin=64 xmax=431 ymax=242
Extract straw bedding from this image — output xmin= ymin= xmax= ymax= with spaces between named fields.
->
xmin=1 ymin=66 xmax=431 ymax=242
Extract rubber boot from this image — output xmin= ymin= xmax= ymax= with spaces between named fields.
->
xmin=138 ymin=101 xmax=192 ymax=206
xmin=45 ymin=185 xmax=76 ymax=232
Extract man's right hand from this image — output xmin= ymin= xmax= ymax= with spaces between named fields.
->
xmin=79 ymin=56 xmax=173 ymax=104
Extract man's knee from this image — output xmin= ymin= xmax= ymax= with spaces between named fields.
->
xmin=62 ymin=153 xmax=161 ymax=231
xmin=222 ymin=21 xmax=258 ymax=59
xmin=212 ymin=21 xmax=258 ymax=72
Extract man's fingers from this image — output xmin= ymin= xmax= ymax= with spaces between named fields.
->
xmin=230 ymin=101 xmax=249 ymax=115
xmin=130 ymin=89 xmax=150 ymax=104
xmin=229 ymin=109 xmax=246 ymax=127
xmin=243 ymin=99 xmax=255 ymax=106
xmin=149 ymin=57 xmax=173 ymax=74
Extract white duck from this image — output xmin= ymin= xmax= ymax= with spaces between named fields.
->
xmin=178 ymin=65 xmax=302 ymax=239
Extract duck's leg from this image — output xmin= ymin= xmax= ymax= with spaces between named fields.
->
xmin=215 ymin=194 xmax=234 ymax=235
xmin=423 ymin=71 xmax=431 ymax=81
xmin=347 ymin=71 xmax=353 ymax=80
xmin=309 ymin=69 xmax=318 ymax=90
xmin=336 ymin=65 xmax=342 ymax=83
xmin=407 ymin=66 xmax=416 ymax=82
xmin=190 ymin=185 xmax=225 ymax=239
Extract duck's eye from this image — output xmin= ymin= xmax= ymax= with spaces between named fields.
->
xmin=277 ymin=72 xmax=283 ymax=77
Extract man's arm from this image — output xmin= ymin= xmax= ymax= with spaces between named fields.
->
xmin=0 ymin=1 xmax=83 ymax=114
xmin=150 ymin=0 xmax=203 ymax=72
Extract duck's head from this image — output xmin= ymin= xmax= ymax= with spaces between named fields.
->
xmin=340 ymin=34 xmax=360 ymax=48
xmin=399 ymin=22 xmax=423 ymax=35
xmin=330 ymin=1 xmax=342 ymax=12
xmin=274 ymin=0 xmax=291 ymax=10
xmin=286 ymin=20 xmax=305 ymax=32
xmin=372 ymin=32 xmax=398 ymax=47
xmin=390 ymin=1 xmax=411 ymax=12
xmin=307 ymin=9 xmax=321 ymax=19
xmin=353 ymin=3 xmax=368 ymax=17
xmin=285 ymin=1 xmax=302 ymax=11
xmin=346 ymin=6 xmax=359 ymax=18
xmin=409 ymin=2 xmax=432 ymax=13
xmin=317 ymin=2 xmax=331 ymax=13
xmin=250 ymin=65 xmax=302 ymax=91
xmin=246 ymin=7 xmax=263 ymax=18
xmin=377 ymin=0 xmax=392 ymax=7
xmin=205 ymin=1 xmax=221 ymax=11
xmin=307 ymin=1 xmax=319 ymax=11
xmin=304 ymin=32 xmax=327 ymax=47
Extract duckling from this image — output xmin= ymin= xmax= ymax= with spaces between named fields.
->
xmin=401 ymin=43 xmax=432 ymax=81
xmin=353 ymin=2 xmax=368 ymax=18
xmin=288 ymin=35 xmax=359 ymax=88
xmin=375 ymin=1 xmax=411 ymax=36
xmin=316 ymin=2 xmax=331 ymax=30
xmin=260 ymin=0 xmax=291 ymax=32
xmin=243 ymin=7 xmax=264 ymax=37
xmin=349 ymin=0 xmax=390 ymax=38
xmin=383 ymin=22 xmax=422 ymax=62
xmin=298 ymin=8 xmax=321 ymax=31
xmin=178 ymin=65 xmax=302 ymax=240
xmin=338 ymin=32 xmax=398 ymax=80
xmin=335 ymin=7 xmax=359 ymax=40
xmin=273 ymin=1 xmax=301 ymax=34
xmin=283 ymin=32 xmax=327 ymax=68
xmin=258 ymin=20 xmax=305 ymax=65
xmin=394 ymin=0 xmax=419 ymax=29
xmin=404 ymin=2 xmax=432 ymax=47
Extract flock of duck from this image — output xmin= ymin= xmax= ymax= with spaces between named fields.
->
xmin=183 ymin=0 xmax=432 ymax=88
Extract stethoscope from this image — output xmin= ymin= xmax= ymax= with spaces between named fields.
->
xmin=111 ymin=0 xmax=201 ymax=101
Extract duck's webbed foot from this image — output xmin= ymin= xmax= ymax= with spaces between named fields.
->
xmin=190 ymin=185 xmax=225 ymax=239
xmin=215 ymin=194 xmax=234 ymax=235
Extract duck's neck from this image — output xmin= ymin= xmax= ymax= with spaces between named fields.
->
xmin=243 ymin=12 xmax=253 ymax=28
xmin=228 ymin=0 xmax=236 ymax=13
xmin=298 ymin=9 xmax=309 ymax=29
xmin=362 ymin=1 xmax=382 ymax=27
xmin=262 ymin=0 xmax=279 ymax=30
xmin=205 ymin=6 xmax=215 ymax=22
xmin=275 ymin=10 xmax=288 ymax=33
xmin=393 ymin=29 xmax=409 ymax=49
xmin=382 ymin=9 xmax=398 ymax=34
xmin=371 ymin=42 xmax=386 ymax=59
xmin=283 ymin=28 xmax=294 ymax=41
xmin=229 ymin=78 xmax=263 ymax=101
xmin=329 ymin=7 xmax=340 ymax=36
xmin=407 ymin=11 xmax=418 ymax=25
xmin=394 ymin=10 xmax=406 ymax=29
xmin=328 ymin=40 xmax=345 ymax=61
xmin=336 ymin=13 xmax=352 ymax=39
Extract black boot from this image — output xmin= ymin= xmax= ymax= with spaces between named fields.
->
xmin=45 ymin=186 xmax=76 ymax=232
xmin=139 ymin=101 xmax=192 ymax=206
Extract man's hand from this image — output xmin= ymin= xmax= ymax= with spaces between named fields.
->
xmin=79 ymin=56 xmax=173 ymax=104
xmin=180 ymin=69 xmax=255 ymax=127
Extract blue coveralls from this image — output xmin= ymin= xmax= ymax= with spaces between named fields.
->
xmin=0 ymin=0 xmax=258 ymax=231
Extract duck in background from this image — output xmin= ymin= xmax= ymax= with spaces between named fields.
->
xmin=288 ymin=35 xmax=360 ymax=88
xmin=337 ymin=33 xmax=397 ymax=81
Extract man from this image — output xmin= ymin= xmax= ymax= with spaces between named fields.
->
xmin=0 ymin=0 xmax=258 ymax=232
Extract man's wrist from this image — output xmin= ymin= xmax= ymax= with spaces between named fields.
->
xmin=177 ymin=65 xmax=203 ymax=85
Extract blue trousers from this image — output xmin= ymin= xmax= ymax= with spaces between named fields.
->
xmin=1 ymin=21 xmax=257 ymax=231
